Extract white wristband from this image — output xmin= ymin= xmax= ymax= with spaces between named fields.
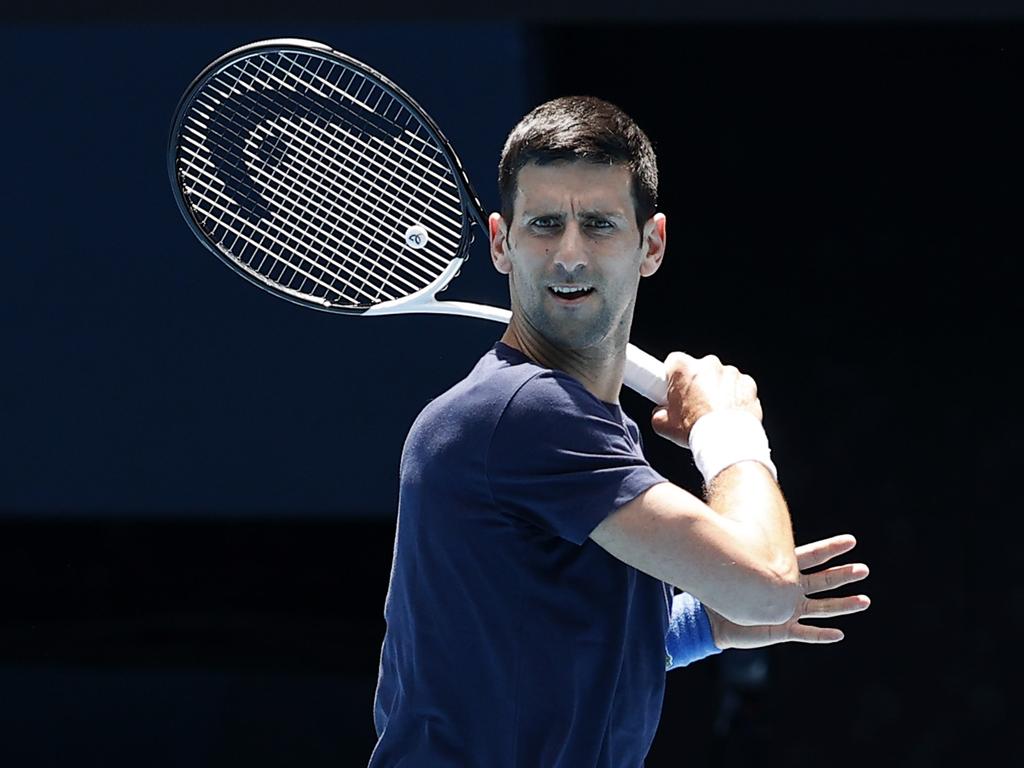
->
xmin=687 ymin=410 xmax=778 ymax=486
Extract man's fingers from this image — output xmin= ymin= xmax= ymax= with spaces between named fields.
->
xmin=663 ymin=351 xmax=698 ymax=381
xmin=800 ymin=594 xmax=871 ymax=619
xmin=802 ymin=562 xmax=870 ymax=595
xmin=651 ymin=407 xmax=669 ymax=431
xmin=786 ymin=623 xmax=846 ymax=644
xmin=795 ymin=534 xmax=858 ymax=570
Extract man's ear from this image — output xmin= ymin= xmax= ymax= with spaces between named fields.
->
xmin=489 ymin=212 xmax=512 ymax=275
xmin=639 ymin=213 xmax=667 ymax=278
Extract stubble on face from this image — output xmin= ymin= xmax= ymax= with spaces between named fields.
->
xmin=502 ymin=161 xmax=646 ymax=364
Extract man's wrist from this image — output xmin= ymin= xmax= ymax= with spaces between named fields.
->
xmin=687 ymin=410 xmax=778 ymax=487
xmin=703 ymin=605 xmax=731 ymax=651
xmin=665 ymin=593 xmax=723 ymax=669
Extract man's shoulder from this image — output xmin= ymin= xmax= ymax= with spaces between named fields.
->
xmin=411 ymin=342 xmax=624 ymax=434
xmin=445 ymin=344 xmax=602 ymax=422
xmin=411 ymin=343 xmax=544 ymax=427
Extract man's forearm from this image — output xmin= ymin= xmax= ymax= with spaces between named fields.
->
xmin=704 ymin=460 xmax=799 ymax=583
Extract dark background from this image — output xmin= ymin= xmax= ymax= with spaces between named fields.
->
xmin=1 ymin=4 xmax=1019 ymax=767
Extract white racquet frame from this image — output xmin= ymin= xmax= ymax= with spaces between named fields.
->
xmin=168 ymin=38 xmax=670 ymax=404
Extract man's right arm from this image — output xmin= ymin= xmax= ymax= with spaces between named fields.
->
xmin=590 ymin=352 xmax=802 ymax=626
xmin=590 ymin=462 xmax=800 ymax=626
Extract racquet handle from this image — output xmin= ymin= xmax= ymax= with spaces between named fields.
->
xmin=624 ymin=344 xmax=668 ymax=405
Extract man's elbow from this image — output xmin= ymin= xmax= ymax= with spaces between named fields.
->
xmin=755 ymin=549 xmax=802 ymax=623
xmin=731 ymin=567 xmax=802 ymax=626
xmin=756 ymin=576 xmax=803 ymax=625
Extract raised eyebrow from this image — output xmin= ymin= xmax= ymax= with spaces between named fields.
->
xmin=579 ymin=210 xmax=627 ymax=222
xmin=520 ymin=210 xmax=627 ymax=222
xmin=519 ymin=211 xmax=565 ymax=222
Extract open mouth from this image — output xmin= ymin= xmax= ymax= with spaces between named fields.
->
xmin=548 ymin=286 xmax=594 ymax=302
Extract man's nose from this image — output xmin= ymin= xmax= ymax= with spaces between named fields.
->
xmin=552 ymin=222 xmax=589 ymax=273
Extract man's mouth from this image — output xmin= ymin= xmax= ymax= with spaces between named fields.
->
xmin=548 ymin=285 xmax=594 ymax=302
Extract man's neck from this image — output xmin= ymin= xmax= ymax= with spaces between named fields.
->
xmin=499 ymin=320 xmax=628 ymax=405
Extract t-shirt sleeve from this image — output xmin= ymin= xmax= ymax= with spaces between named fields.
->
xmin=487 ymin=370 xmax=667 ymax=545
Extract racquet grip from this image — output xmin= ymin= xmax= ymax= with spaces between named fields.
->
xmin=624 ymin=344 xmax=668 ymax=405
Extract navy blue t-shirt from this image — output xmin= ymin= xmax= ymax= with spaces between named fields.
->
xmin=370 ymin=342 xmax=716 ymax=768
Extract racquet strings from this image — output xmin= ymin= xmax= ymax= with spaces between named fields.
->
xmin=174 ymin=48 xmax=470 ymax=309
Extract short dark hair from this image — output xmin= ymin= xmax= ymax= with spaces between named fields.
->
xmin=497 ymin=96 xmax=658 ymax=236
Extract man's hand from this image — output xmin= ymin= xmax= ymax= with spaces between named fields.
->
xmin=651 ymin=352 xmax=763 ymax=449
xmin=705 ymin=534 xmax=870 ymax=650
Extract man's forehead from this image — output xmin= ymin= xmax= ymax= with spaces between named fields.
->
xmin=514 ymin=161 xmax=634 ymax=214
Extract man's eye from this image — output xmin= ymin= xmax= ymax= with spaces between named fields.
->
xmin=586 ymin=220 xmax=614 ymax=230
xmin=531 ymin=218 xmax=559 ymax=228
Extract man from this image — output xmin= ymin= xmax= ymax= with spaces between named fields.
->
xmin=369 ymin=96 xmax=869 ymax=767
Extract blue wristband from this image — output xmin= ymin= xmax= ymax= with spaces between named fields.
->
xmin=665 ymin=592 xmax=722 ymax=670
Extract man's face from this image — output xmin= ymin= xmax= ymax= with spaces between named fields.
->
xmin=489 ymin=161 xmax=664 ymax=354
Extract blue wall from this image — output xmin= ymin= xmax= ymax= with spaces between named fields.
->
xmin=1 ymin=23 xmax=536 ymax=517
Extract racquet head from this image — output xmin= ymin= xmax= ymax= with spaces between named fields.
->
xmin=167 ymin=38 xmax=487 ymax=313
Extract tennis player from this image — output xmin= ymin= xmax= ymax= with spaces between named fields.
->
xmin=368 ymin=96 xmax=869 ymax=767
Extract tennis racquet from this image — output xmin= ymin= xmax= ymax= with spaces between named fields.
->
xmin=167 ymin=38 xmax=669 ymax=404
